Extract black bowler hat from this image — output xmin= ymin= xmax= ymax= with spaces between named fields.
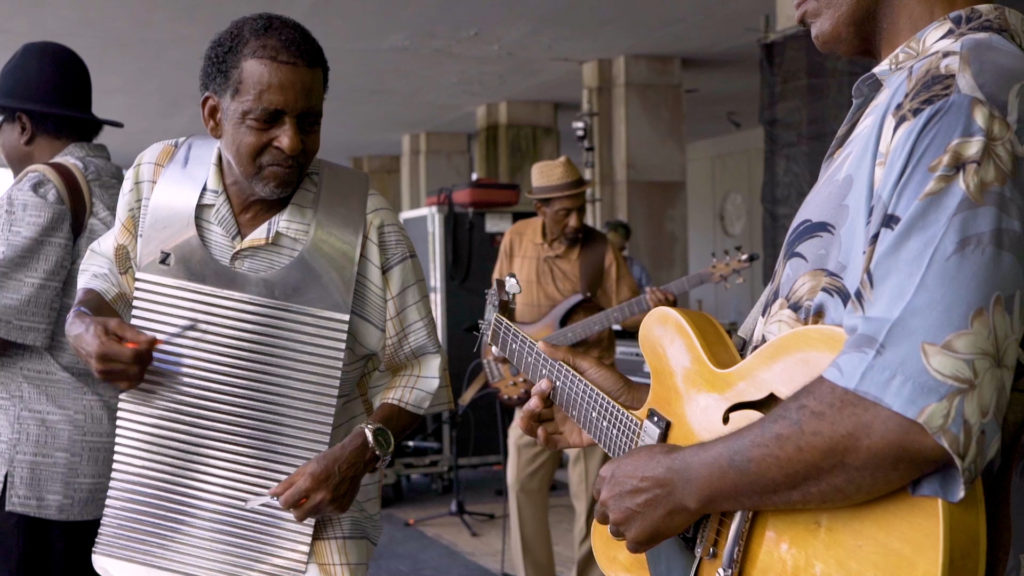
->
xmin=0 ymin=41 xmax=123 ymax=128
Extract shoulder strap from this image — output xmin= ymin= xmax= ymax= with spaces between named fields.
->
xmin=23 ymin=160 xmax=92 ymax=241
xmin=578 ymin=226 xmax=607 ymax=297
xmin=732 ymin=286 xmax=771 ymax=356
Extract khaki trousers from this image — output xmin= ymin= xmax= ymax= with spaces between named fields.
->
xmin=507 ymin=412 xmax=607 ymax=576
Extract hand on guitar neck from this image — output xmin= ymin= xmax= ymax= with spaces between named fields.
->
xmin=520 ymin=341 xmax=649 ymax=451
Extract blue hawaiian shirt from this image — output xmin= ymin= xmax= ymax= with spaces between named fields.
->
xmin=749 ymin=3 xmax=1024 ymax=520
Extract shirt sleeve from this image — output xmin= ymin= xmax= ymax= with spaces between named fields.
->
xmin=360 ymin=192 xmax=452 ymax=415
xmin=822 ymin=93 xmax=1024 ymax=501
xmin=77 ymin=139 xmax=181 ymax=320
xmin=0 ymin=171 xmax=73 ymax=347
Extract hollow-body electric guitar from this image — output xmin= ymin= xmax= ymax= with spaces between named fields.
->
xmin=482 ymin=278 xmax=985 ymax=576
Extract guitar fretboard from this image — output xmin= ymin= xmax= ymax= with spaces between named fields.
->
xmin=492 ymin=315 xmax=643 ymax=458
xmin=543 ymin=270 xmax=714 ymax=346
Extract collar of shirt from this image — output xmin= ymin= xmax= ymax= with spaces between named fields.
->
xmin=526 ymin=215 xmax=581 ymax=260
xmin=54 ymin=142 xmax=111 ymax=163
xmin=877 ymin=4 xmax=1024 ymax=83
xmin=830 ymin=4 xmax=1023 ymax=160
xmin=196 ymin=145 xmax=317 ymax=249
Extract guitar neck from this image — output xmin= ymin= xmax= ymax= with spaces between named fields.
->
xmin=491 ymin=315 xmax=643 ymax=458
xmin=543 ymin=270 xmax=714 ymax=346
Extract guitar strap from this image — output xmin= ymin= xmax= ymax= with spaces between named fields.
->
xmin=578 ymin=225 xmax=607 ymax=298
xmin=733 ymin=285 xmax=771 ymax=357
xmin=22 ymin=160 xmax=92 ymax=242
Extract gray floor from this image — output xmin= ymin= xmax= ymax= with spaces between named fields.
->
xmin=370 ymin=466 xmax=577 ymax=576
xmin=369 ymin=513 xmax=496 ymax=576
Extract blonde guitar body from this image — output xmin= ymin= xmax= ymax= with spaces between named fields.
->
xmin=592 ymin=307 xmax=986 ymax=576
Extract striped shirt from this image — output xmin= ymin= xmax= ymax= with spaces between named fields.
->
xmin=78 ymin=138 xmax=452 ymax=574
xmin=0 ymin=142 xmax=124 ymax=520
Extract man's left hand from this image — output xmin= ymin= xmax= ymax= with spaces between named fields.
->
xmin=593 ymin=443 xmax=699 ymax=554
xmin=269 ymin=430 xmax=373 ymax=522
xmin=644 ymin=286 xmax=676 ymax=309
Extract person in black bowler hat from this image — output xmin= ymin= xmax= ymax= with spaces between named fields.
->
xmin=0 ymin=40 xmax=124 ymax=576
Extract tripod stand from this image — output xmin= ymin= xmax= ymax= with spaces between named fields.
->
xmin=404 ymin=361 xmax=495 ymax=536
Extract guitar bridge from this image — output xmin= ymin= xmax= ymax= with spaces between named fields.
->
xmin=638 ymin=408 xmax=669 ymax=446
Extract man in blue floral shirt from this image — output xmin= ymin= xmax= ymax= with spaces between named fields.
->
xmin=520 ymin=2 xmax=1024 ymax=573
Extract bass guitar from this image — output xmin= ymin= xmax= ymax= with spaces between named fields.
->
xmin=486 ymin=250 xmax=757 ymax=406
xmin=482 ymin=278 xmax=985 ymax=576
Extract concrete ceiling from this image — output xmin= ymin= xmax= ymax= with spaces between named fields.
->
xmin=0 ymin=0 xmax=774 ymax=168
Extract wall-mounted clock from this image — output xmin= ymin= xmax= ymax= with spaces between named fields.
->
xmin=720 ymin=191 xmax=747 ymax=237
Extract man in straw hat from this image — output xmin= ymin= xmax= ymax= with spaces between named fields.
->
xmin=0 ymin=41 xmax=125 ymax=576
xmin=489 ymin=155 xmax=674 ymax=576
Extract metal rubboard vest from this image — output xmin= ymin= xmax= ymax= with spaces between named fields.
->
xmin=92 ymin=136 xmax=369 ymax=576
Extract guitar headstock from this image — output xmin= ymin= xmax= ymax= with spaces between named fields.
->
xmin=708 ymin=247 xmax=760 ymax=285
xmin=479 ymin=274 xmax=533 ymax=406
xmin=481 ymin=274 xmax=519 ymax=346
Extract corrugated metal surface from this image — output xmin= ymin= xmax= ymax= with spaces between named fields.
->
xmin=93 ymin=272 xmax=347 ymax=576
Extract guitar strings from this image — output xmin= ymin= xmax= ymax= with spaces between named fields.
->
xmin=492 ymin=316 xmax=643 ymax=458
xmin=547 ymin=267 xmax=719 ymax=346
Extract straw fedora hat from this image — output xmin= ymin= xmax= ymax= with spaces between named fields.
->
xmin=527 ymin=156 xmax=589 ymax=199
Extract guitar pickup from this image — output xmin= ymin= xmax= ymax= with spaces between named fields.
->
xmin=638 ymin=408 xmax=669 ymax=446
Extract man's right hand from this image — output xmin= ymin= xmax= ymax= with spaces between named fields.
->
xmin=66 ymin=306 xmax=156 ymax=391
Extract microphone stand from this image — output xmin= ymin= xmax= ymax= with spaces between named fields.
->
xmin=404 ymin=360 xmax=495 ymax=536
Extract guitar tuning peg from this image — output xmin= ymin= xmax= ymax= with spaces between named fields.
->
xmin=735 ymin=277 xmax=745 ymax=284
xmin=735 ymin=245 xmax=743 ymax=253
xmin=504 ymin=274 xmax=522 ymax=295
xmin=711 ymin=251 xmax=718 ymax=263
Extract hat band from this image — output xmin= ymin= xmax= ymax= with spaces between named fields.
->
xmin=532 ymin=177 xmax=587 ymax=195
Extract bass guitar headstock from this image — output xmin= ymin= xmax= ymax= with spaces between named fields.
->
xmin=708 ymin=247 xmax=760 ymax=286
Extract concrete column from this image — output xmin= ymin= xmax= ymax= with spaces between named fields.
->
xmin=399 ymin=133 xmax=471 ymax=211
xmin=609 ymin=55 xmax=688 ymax=293
xmin=400 ymin=134 xmax=423 ymax=212
xmin=351 ymin=155 xmax=400 ymax=210
xmin=475 ymin=101 xmax=559 ymax=210
xmin=581 ymin=59 xmax=615 ymax=227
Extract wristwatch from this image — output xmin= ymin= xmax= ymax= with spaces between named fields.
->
xmin=358 ymin=421 xmax=394 ymax=469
